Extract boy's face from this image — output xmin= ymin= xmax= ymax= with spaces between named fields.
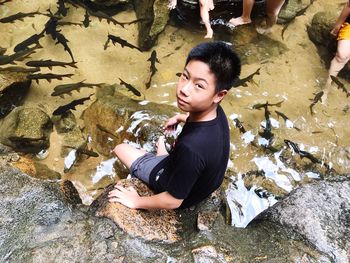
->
xmin=176 ymin=60 xmax=226 ymax=114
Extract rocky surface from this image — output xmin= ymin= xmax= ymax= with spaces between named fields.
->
xmin=0 ymin=71 xmax=31 ymax=118
xmin=91 ymin=178 xmax=182 ymax=243
xmin=0 ymin=106 xmax=53 ymax=153
xmin=260 ymin=175 xmax=350 ymax=263
xmin=308 ymin=11 xmax=350 ymax=81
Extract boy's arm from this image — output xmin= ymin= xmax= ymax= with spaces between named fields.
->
xmin=163 ymin=113 xmax=188 ymax=134
xmin=331 ymin=3 xmax=350 ymax=36
xmin=108 ymin=186 xmax=183 ymax=210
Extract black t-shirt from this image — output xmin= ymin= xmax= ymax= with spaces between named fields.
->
xmin=149 ymin=105 xmax=230 ymax=208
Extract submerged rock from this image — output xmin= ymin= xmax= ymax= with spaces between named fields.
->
xmin=92 ymin=178 xmax=182 ymax=243
xmin=0 ymin=71 xmax=31 ymax=118
xmin=308 ymin=11 xmax=350 ymax=81
xmin=260 ymin=175 xmax=350 ymax=263
xmin=0 ymin=106 xmax=53 ymax=153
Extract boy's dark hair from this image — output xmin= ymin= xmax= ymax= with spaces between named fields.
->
xmin=185 ymin=41 xmax=241 ymax=92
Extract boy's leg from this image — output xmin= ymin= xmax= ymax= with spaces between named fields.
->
xmin=265 ymin=0 xmax=285 ymax=29
xmin=199 ymin=0 xmax=214 ymax=38
xmin=323 ymin=39 xmax=350 ymax=101
xmin=228 ymin=0 xmax=254 ymax=26
xmin=113 ymin=143 xmax=147 ymax=170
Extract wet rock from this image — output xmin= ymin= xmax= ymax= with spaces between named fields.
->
xmin=191 ymin=245 xmax=228 ymax=263
xmin=278 ymin=0 xmax=312 ymax=24
xmin=82 ymin=84 xmax=177 ymax=156
xmin=0 ymin=106 xmax=53 ymax=153
xmin=260 ymin=175 xmax=350 ymax=263
xmin=308 ymin=12 xmax=350 ymax=81
xmin=133 ymin=0 xmax=170 ymax=51
xmin=91 ymin=178 xmax=182 ymax=243
xmin=60 ymin=180 xmax=83 ymax=205
xmin=0 ymin=71 xmax=31 ymax=118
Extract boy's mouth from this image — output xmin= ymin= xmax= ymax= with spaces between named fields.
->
xmin=177 ymin=97 xmax=188 ymax=106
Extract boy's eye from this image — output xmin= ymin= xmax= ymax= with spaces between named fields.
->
xmin=181 ymin=73 xmax=189 ymax=80
xmin=195 ymin=83 xmax=204 ymax=89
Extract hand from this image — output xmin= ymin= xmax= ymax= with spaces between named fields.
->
xmin=108 ymin=185 xmax=140 ymax=209
xmin=163 ymin=116 xmax=179 ymax=135
xmin=330 ymin=25 xmax=341 ymax=37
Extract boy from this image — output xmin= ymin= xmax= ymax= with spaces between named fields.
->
xmin=323 ymin=1 xmax=350 ymax=101
xmin=108 ymin=41 xmax=241 ymax=209
xmin=168 ymin=0 xmax=215 ymax=38
xmin=228 ymin=0 xmax=285 ymax=34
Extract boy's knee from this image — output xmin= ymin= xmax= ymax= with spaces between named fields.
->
xmin=113 ymin=143 xmax=127 ymax=157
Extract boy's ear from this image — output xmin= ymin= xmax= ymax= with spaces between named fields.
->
xmin=214 ymin=90 xmax=227 ymax=103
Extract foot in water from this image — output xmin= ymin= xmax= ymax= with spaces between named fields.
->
xmin=256 ymin=26 xmax=272 ymax=35
xmin=204 ymin=28 xmax=213 ymax=38
xmin=228 ymin=16 xmax=252 ymax=27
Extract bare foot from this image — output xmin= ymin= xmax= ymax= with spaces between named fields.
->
xmin=256 ymin=26 xmax=272 ymax=35
xmin=228 ymin=16 xmax=251 ymax=27
xmin=168 ymin=0 xmax=177 ymax=10
xmin=204 ymin=28 xmax=213 ymax=38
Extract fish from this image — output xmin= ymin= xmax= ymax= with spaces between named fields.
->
xmin=331 ymin=75 xmax=350 ymax=97
xmin=57 ymin=0 xmax=69 ymax=17
xmin=281 ymin=5 xmax=310 ymax=40
xmin=0 ymin=47 xmax=6 ymax=55
xmin=26 ymin=59 xmax=77 ymax=70
xmin=64 ymin=146 xmax=99 ymax=157
xmin=96 ymin=124 xmax=118 ymax=139
xmin=51 ymin=80 xmax=104 ymax=97
xmin=0 ymin=0 xmax=11 ymax=5
xmin=0 ymin=10 xmax=43 ymax=23
xmin=252 ymin=100 xmax=284 ymax=110
xmin=146 ymin=50 xmax=160 ymax=89
xmin=233 ymin=67 xmax=260 ymax=87
xmin=52 ymin=94 xmax=93 ymax=115
xmin=119 ymin=78 xmax=142 ymax=97
xmin=54 ymin=32 xmax=75 ymax=62
xmin=259 ymin=104 xmax=274 ymax=143
xmin=233 ymin=118 xmax=246 ymax=134
xmin=13 ymin=31 xmax=45 ymax=52
xmin=309 ymin=91 xmax=324 ymax=115
xmin=27 ymin=73 xmax=74 ymax=83
xmin=275 ymin=110 xmax=301 ymax=131
xmin=0 ymin=66 xmax=40 ymax=73
xmin=87 ymin=9 xmax=126 ymax=28
xmin=0 ymin=44 xmax=40 ymax=65
xmin=105 ymin=34 xmax=141 ymax=52
xmin=82 ymin=10 xmax=91 ymax=28
xmin=57 ymin=21 xmax=82 ymax=27
xmin=284 ymin=139 xmax=333 ymax=171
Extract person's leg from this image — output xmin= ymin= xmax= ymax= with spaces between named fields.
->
xmin=199 ymin=0 xmax=214 ymax=38
xmin=113 ymin=143 xmax=147 ymax=170
xmin=265 ymin=0 xmax=285 ymax=28
xmin=228 ymin=0 xmax=254 ymax=26
xmin=323 ymin=39 xmax=350 ymax=102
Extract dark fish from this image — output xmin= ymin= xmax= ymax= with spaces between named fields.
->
xmin=87 ymin=9 xmax=126 ymax=28
xmin=51 ymin=80 xmax=104 ymax=97
xmin=26 ymin=59 xmax=77 ymax=70
xmin=233 ymin=118 xmax=246 ymax=134
xmin=119 ymin=78 xmax=141 ymax=97
xmin=331 ymin=75 xmax=350 ymax=97
xmin=0 ymin=47 xmax=6 ymax=55
xmin=27 ymin=73 xmax=74 ymax=83
xmin=0 ymin=0 xmax=11 ymax=5
xmin=275 ymin=110 xmax=301 ymax=131
xmin=0 ymin=66 xmax=40 ymax=73
xmin=44 ymin=14 xmax=59 ymax=38
xmin=0 ymin=10 xmax=43 ymax=23
xmin=105 ymin=34 xmax=141 ymax=52
xmin=309 ymin=91 xmax=324 ymax=115
xmin=233 ymin=67 xmax=260 ymax=87
xmin=82 ymin=10 xmax=91 ymax=28
xmin=162 ymin=52 xmax=175 ymax=59
xmin=0 ymin=44 xmax=40 ymax=65
xmin=55 ymin=32 xmax=75 ymax=62
xmin=57 ymin=0 xmax=69 ymax=17
xmin=284 ymin=139 xmax=333 ymax=171
xmin=281 ymin=5 xmax=310 ymax=40
xmin=96 ymin=124 xmax=118 ymax=139
xmin=146 ymin=50 xmax=160 ymax=89
xmin=14 ymin=31 xmax=45 ymax=52
xmin=259 ymin=104 xmax=274 ymax=143
xmin=123 ymin=17 xmax=150 ymax=25
xmin=252 ymin=100 xmax=284 ymax=110
xmin=52 ymin=94 xmax=93 ymax=115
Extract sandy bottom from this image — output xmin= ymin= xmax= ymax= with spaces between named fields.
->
xmin=1 ymin=0 xmax=349 ymax=203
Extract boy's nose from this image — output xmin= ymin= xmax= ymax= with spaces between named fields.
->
xmin=180 ymin=82 xmax=191 ymax=96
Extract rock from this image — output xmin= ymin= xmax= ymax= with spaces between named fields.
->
xmin=133 ymin=0 xmax=170 ymax=51
xmin=260 ymin=175 xmax=350 ymax=263
xmin=308 ymin=12 xmax=350 ymax=81
xmin=82 ymin=84 xmax=177 ymax=156
xmin=0 ymin=71 xmax=31 ymax=118
xmin=197 ymin=211 xmax=219 ymax=231
xmin=191 ymin=245 xmax=228 ymax=263
xmin=92 ymin=178 xmax=182 ymax=243
xmin=278 ymin=0 xmax=311 ymax=24
xmin=0 ymin=106 xmax=53 ymax=153
xmin=60 ymin=180 xmax=83 ymax=205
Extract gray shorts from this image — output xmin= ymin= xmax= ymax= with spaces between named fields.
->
xmin=129 ymin=153 xmax=167 ymax=185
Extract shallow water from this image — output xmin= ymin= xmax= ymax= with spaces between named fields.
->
xmin=1 ymin=0 xmax=349 ymax=224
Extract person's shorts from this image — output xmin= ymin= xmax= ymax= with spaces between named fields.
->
xmin=338 ymin=22 xmax=350 ymax=40
xmin=129 ymin=153 xmax=167 ymax=185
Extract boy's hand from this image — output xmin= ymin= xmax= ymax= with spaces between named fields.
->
xmin=163 ymin=116 xmax=179 ymax=135
xmin=108 ymin=185 xmax=140 ymax=209
xmin=331 ymin=24 xmax=342 ymax=37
